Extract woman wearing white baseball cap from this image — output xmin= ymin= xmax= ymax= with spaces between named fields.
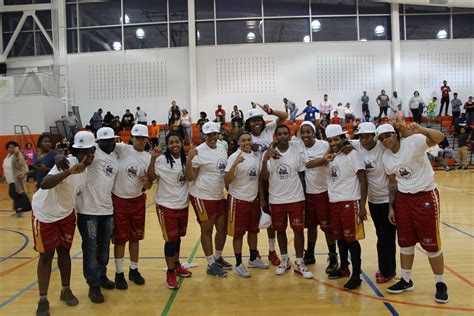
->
xmin=244 ymin=103 xmax=288 ymax=266
xmin=298 ymin=121 xmax=339 ymax=274
xmin=323 ymin=124 xmax=367 ymax=290
xmin=352 ymin=122 xmax=396 ymax=283
xmin=377 ymin=122 xmax=449 ymax=303
xmin=112 ymin=123 xmax=152 ymax=289
xmin=185 ymin=122 xmax=231 ymax=277
xmin=32 ymin=131 xmax=96 ymax=316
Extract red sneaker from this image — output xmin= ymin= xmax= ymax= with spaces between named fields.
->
xmin=268 ymin=251 xmax=281 ymax=266
xmin=166 ymin=271 xmax=180 ymax=289
xmin=375 ymin=270 xmax=382 ymax=279
xmin=175 ymin=263 xmax=192 ymax=277
xmin=341 ymin=266 xmax=351 ymax=277
xmin=376 ymin=274 xmax=395 ymax=284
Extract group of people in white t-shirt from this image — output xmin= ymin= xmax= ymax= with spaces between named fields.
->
xmin=30 ymin=103 xmax=450 ymax=316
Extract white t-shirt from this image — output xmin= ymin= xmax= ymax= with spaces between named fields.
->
xmin=181 ymin=115 xmax=191 ymax=127
xmin=2 ymin=154 xmax=14 ymax=184
xmin=351 ymin=140 xmax=389 ymax=204
xmin=225 ymin=150 xmax=261 ymax=202
xmin=154 ymin=155 xmax=189 ymax=209
xmin=32 ymin=156 xmax=87 ymax=223
xmin=327 ymin=150 xmax=365 ymax=203
xmin=76 ymin=147 xmax=119 ymax=215
xmin=382 ymin=134 xmax=435 ymax=194
xmin=303 ymin=140 xmax=329 ymax=194
xmin=251 ymin=120 xmax=276 ymax=153
xmin=427 ymin=144 xmax=441 ymax=157
xmin=267 ymin=143 xmax=305 ymax=204
xmin=136 ymin=110 xmax=147 ymax=122
xmin=189 ymin=142 xmax=227 ymax=200
xmin=112 ymin=143 xmax=151 ymax=199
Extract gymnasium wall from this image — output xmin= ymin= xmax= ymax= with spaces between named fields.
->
xmin=67 ymin=48 xmax=190 ymax=126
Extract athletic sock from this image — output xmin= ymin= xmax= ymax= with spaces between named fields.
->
xmin=39 ymin=294 xmax=48 ymax=301
xmin=206 ymin=255 xmax=215 ymax=265
xmin=235 ymin=253 xmax=242 ymax=266
xmin=434 ymin=274 xmax=445 ymax=284
xmin=296 ymin=257 xmax=303 ymax=265
xmin=130 ymin=261 xmax=138 ymax=270
xmin=61 ymin=285 xmax=70 ymax=291
xmin=328 ymin=243 xmax=337 ymax=255
xmin=401 ymin=268 xmax=411 ymax=282
xmin=115 ymin=258 xmax=124 ymax=274
xmin=214 ymin=250 xmax=223 ymax=259
xmin=281 ymin=254 xmax=289 ymax=262
xmin=307 ymin=242 xmax=315 ymax=254
xmin=250 ymin=250 xmax=258 ymax=261
xmin=268 ymin=238 xmax=276 ymax=252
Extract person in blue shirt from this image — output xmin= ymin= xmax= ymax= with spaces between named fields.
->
xmin=297 ymin=100 xmax=319 ymax=124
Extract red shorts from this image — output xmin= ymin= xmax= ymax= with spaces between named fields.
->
xmin=112 ymin=194 xmax=146 ymax=245
xmin=305 ymin=191 xmax=332 ymax=233
xmin=32 ymin=211 xmax=76 ymax=253
xmin=227 ymin=195 xmax=260 ymax=238
xmin=270 ymin=201 xmax=305 ymax=232
xmin=395 ymin=189 xmax=441 ymax=252
xmin=330 ymin=200 xmax=365 ymax=243
xmin=156 ymin=205 xmax=188 ymax=242
xmin=190 ymin=195 xmax=226 ymax=224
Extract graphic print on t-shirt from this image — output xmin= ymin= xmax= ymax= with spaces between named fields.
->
xmin=364 ymin=159 xmax=376 ymax=174
xmin=103 ymin=163 xmax=115 ymax=178
xmin=398 ymin=166 xmax=413 ymax=180
xmin=76 ymin=184 xmax=85 ymax=198
xmin=177 ymin=170 xmax=186 ymax=186
xmin=277 ymin=164 xmax=291 ymax=179
xmin=126 ymin=164 xmax=140 ymax=178
xmin=247 ymin=167 xmax=258 ymax=181
xmin=330 ymin=166 xmax=340 ymax=180
xmin=217 ymin=158 xmax=227 ymax=174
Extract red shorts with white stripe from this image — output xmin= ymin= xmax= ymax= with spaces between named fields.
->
xmin=190 ymin=195 xmax=226 ymax=224
xmin=32 ymin=211 xmax=76 ymax=253
xmin=112 ymin=194 xmax=146 ymax=245
xmin=270 ymin=201 xmax=305 ymax=232
xmin=330 ymin=200 xmax=365 ymax=243
xmin=227 ymin=195 xmax=260 ymax=238
xmin=395 ymin=189 xmax=441 ymax=252
xmin=156 ymin=205 xmax=188 ymax=242
xmin=305 ymin=191 xmax=332 ymax=233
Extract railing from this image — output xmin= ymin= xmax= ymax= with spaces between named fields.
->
xmin=11 ymin=72 xmax=59 ymax=96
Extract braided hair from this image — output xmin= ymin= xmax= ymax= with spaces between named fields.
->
xmin=164 ymin=132 xmax=186 ymax=170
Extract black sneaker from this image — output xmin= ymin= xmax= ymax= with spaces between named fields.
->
xmin=435 ymin=282 xmax=448 ymax=304
xmin=215 ymin=257 xmax=233 ymax=270
xmin=88 ymin=286 xmax=104 ymax=304
xmin=115 ymin=272 xmax=128 ymax=290
xmin=36 ymin=299 xmax=50 ymax=316
xmin=325 ymin=253 xmax=339 ymax=274
xmin=328 ymin=266 xmax=350 ymax=279
xmin=303 ymin=250 xmax=316 ymax=265
xmin=100 ymin=276 xmax=115 ymax=290
xmin=59 ymin=288 xmax=79 ymax=306
xmin=129 ymin=268 xmax=145 ymax=285
xmin=343 ymin=277 xmax=362 ymax=290
xmin=387 ymin=278 xmax=414 ymax=294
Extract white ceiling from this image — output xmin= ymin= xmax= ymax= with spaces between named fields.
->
xmin=369 ymin=0 xmax=474 ymax=8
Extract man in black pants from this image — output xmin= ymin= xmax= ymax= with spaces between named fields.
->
xmin=352 ymin=122 xmax=396 ymax=283
xmin=439 ymin=80 xmax=451 ymax=116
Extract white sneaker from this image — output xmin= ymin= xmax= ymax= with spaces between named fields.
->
xmin=235 ymin=264 xmax=251 ymax=278
xmin=275 ymin=258 xmax=291 ymax=275
xmin=294 ymin=261 xmax=313 ymax=279
xmin=248 ymin=257 xmax=270 ymax=269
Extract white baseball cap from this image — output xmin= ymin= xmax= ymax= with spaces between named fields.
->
xmin=325 ymin=124 xmax=347 ymax=139
xmin=246 ymin=109 xmax=265 ymax=120
xmin=376 ymin=124 xmax=396 ymax=136
xmin=72 ymin=131 xmax=96 ymax=149
xmin=355 ymin=122 xmax=376 ymax=135
xmin=131 ymin=124 xmax=149 ymax=137
xmin=96 ymin=127 xmax=116 ymax=140
xmin=299 ymin=121 xmax=316 ymax=133
xmin=202 ymin=122 xmax=220 ymax=134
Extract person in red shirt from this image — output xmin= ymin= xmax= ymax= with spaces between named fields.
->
xmin=439 ymin=80 xmax=451 ymax=116
xmin=330 ymin=112 xmax=341 ymax=125
xmin=215 ymin=105 xmax=226 ymax=123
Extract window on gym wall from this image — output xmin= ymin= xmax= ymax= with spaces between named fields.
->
xmin=66 ymin=0 xmax=188 ymax=53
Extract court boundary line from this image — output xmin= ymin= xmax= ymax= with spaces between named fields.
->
xmin=161 ymin=238 xmax=201 ymax=316
xmin=442 ymin=222 xmax=474 ymax=238
xmin=0 ymin=229 xmax=29 ymax=264
xmin=0 ymin=251 xmax=82 ymax=309
xmin=360 ymin=271 xmax=399 ymax=316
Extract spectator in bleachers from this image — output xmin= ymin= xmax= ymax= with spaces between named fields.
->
xmin=150 ymin=120 xmax=160 ymax=149
xmin=23 ymin=142 xmax=36 ymax=182
xmin=219 ymin=121 xmax=230 ymax=143
xmin=32 ymin=135 xmax=58 ymax=190
xmin=169 ymin=101 xmax=181 ymax=120
xmin=427 ymin=145 xmax=450 ymax=171
xmin=439 ymin=80 xmax=451 ymax=117
xmin=169 ymin=112 xmax=183 ymax=139
xmin=454 ymin=114 xmax=470 ymax=134
xmin=197 ymin=111 xmax=209 ymax=142
xmin=217 ymin=133 xmax=228 ymax=151
xmin=283 ymin=98 xmax=298 ymax=125
xmin=335 ymin=102 xmax=346 ymax=125
xmin=296 ymin=100 xmax=318 ymax=124
xmin=319 ymin=113 xmax=329 ymax=139
xmin=90 ymin=108 xmax=103 ymax=133
xmin=135 ymin=107 xmax=148 ymax=125
xmin=181 ymin=109 xmax=193 ymax=146
xmin=389 ymin=91 xmax=402 ymax=119
xmin=121 ymin=109 xmax=134 ymax=130
xmin=464 ymin=96 xmax=473 ymax=126
xmin=361 ymin=91 xmax=369 ymax=115
xmin=395 ymin=104 xmax=405 ymax=120
xmin=427 ymin=97 xmax=437 ymax=128
xmin=353 ymin=118 xmax=361 ymax=133
xmin=362 ymin=110 xmax=374 ymax=123
xmin=376 ymin=89 xmax=390 ymax=120
xmin=409 ymin=91 xmax=425 ymax=124
xmin=215 ymin=104 xmax=226 ymax=123
xmin=229 ymin=121 xmax=243 ymax=153
xmin=451 ymin=93 xmax=462 ymax=126
xmin=344 ymin=103 xmax=355 ymax=123
xmin=111 ymin=116 xmax=122 ymax=134
xmin=65 ymin=111 xmax=80 ymax=141
xmin=330 ymin=111 xmax=341 ymax=125
xmin=456 ymin=126 xmax=471 ymax=170
xmin=103 ymin=111 xmax=114 ymax=127
xmin=231 ymin=105 xmax=244 ymax=126
xmin=318 ymin=94 xmax=333 ymax=120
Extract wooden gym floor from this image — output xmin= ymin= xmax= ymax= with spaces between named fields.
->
xmin=0 ymin=170 xmax=473 ymax=316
